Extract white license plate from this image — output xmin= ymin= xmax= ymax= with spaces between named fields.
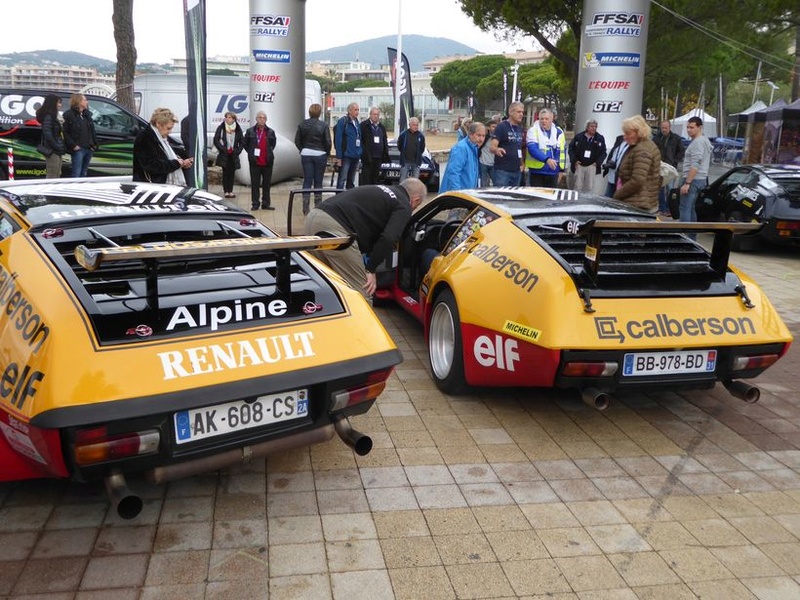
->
xmin=622 ymin=350 xmax=717 ymax=377
xmin=174 ymin=389 xmax=309 ymax=444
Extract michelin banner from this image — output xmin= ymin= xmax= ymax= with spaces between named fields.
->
xmin=248 ymin=0 xmax=303 ymax=182
xmin=574 ymin=0 xmax=650 ymax=147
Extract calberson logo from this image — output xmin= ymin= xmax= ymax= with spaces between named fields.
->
xmin=594 ymin=314 xmax=756 ymax=344
xmin=466 ymin=241 xmax=538 ymax=292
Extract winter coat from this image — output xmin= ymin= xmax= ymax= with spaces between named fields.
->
xmin=40 ymin=113 xmax=66 ymax=156
xmin=213 ymin=122 xmax=244 ymax=169
xmin=62 ymin=108 xmax=97 ymax=151
xmin=133 ymin=126 xmax=186 ymax=183
xmin=613 ymin=138 xmax=661 ymax=212
xmin=333 ymin=116 xmax=362 ymax=160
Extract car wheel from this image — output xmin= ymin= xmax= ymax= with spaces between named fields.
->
xmin=428 ymin=289 xmax=467 ymax=394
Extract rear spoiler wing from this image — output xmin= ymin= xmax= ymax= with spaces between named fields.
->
xmin=75 ymin=234 xmax=354 ymax=272
xmin=564 ymin=219 xmax=763 ymax=282
xmin=74 ymin=234 xmax=354 ymax=311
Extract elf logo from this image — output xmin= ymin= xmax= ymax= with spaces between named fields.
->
xmin=474 ymin=335 xmax=519 ymax=372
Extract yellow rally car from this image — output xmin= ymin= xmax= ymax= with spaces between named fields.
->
xmin=375 ymin=187 xmax=792 ymax=407
xmin=0 ymin=180 xmax=401 ymax=517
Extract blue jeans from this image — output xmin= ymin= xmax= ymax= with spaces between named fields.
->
xmin=71 ymin=147 xmax=93 ymax=177
xmin=400 ymin=164 xmax=420 ymax=182
xmin=492 ymin=169 xmax=521 ymax=187
xmin=336 ymin=157 xmax=359 ymax=189
xmin=679 ymin=178 xmax=705 ymax=223
xmin=301 ymin=154 xmax=327 ymax=213
xmin=479 ymin=163 xmax=494 ymax=187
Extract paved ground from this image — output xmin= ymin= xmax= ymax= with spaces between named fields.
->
xmin=1 ymin=179 xmax=800 ymax=599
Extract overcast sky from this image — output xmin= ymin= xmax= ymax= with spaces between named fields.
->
xmin=0 ymin=0 xmax=534 ymax=64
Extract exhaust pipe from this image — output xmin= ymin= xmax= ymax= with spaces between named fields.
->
xmin=723 ymin=380 xmax=760 ymax=403
xmin=580 ymin=387 xmax=611 ymax=411
xmin=334 ymin=417 xmax=373 ymax=456
xmin=104 ymin=471 xmax=143 ymax=520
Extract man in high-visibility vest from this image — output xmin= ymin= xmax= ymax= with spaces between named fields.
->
xmin=525 ymin=108 xmax=566 ymax=187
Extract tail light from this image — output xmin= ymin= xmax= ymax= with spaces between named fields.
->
xmin=74 ymin=426 xmax=160 ymax=466
xmin=561 ymin=361 xmax=618 ymax=377
xmin=330 ymin=368 xmax=394 ymax=411
xmin=731 ymin=354 xmax=780 ymax=372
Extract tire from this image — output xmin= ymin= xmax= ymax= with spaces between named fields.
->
xmin=428 ymin=289 xmax=467 ymax=394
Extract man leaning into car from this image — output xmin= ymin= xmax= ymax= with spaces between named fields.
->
xmin=303 ymin=178 xmax=427 ymax=301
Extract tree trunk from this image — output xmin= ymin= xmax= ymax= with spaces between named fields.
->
xmin=112 ymin=0 xmax=136 ymax=112
xmin=793 ymin=24 xmax=799 ymax=102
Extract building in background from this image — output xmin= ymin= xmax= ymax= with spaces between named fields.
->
xmin=0 ymin=64 xmax=114 ymax=91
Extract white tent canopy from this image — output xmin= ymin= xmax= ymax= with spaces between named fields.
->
xmin=670 ymin=108 xmax=718 ymax=138
xmin=729 ymin=100 xmax=767 ymax=123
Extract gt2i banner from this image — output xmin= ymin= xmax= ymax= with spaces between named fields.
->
xmin=388 ymin=48 xmax=414 ymax=134
xmin=574 ymin=0 xmax=650 ymax=153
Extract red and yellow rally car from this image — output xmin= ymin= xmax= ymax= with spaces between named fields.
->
xmin=0 ymin=179 xmax=401 ymax=516
xmin=376 ymin=187 xmax=792 ymax=407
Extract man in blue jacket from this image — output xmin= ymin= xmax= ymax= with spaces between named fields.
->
xmin=334 ymin=102 xmax=362 ymax=189
xmin=440 ymin=122 xmax=486 ymax=193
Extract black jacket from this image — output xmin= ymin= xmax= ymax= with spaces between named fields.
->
xmin=359 ymin=119 xmax=389 ymax=165
xmin=244 ymin=125 xmax=277 ymax=165
xmin=396 ymin=129 xmax=426 ymax=167
xmin=62 ymin=108 xmax=97 ymax=152
xmin=568 ymin=130 xmax=607 ymax=173
xmin=132 ymin=126 xmax=186 ymax=183
xmin=213 ymin=122 xmax=244 ymax=169
xmin=40 ymin=113 xmax=65 ymax=156
xmin=295 ymin=118 xmax=331 ymax=154
xmin=318 ymin=184 xmax=412 ymax=273
xmin=653 ymin=131 xmax=685 ymax=167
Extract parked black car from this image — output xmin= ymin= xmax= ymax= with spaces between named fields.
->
xmin=378 ymin=140 xmax=440 ymax=192
xmin=696 ymin=164 xmax=800 ymax=251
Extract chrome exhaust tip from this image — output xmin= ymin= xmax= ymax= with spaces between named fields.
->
xmin=723 ymin=380 xmax=761 ymax=403
xmin=580 ymin=387 xmax=611 ymax=411
xmin=104 ymin=471 xmax=143 ymax=520
xmin=334 ymin=417 xmax=373 ymax=456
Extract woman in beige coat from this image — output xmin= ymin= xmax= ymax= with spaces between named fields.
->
xmin=613 ymin=115 xmax=661 ymax=213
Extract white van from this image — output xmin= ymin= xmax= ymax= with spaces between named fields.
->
xmin=133 ymin=74 xmax=322 ymax=183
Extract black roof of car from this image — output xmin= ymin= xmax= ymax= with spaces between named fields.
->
xmin=449 ymin=187 xmax=657 ymax=221
xmin=0 ymin=181 xmax=245 ymax=227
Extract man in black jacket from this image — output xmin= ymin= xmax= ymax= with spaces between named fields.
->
xmin=654 ymin=120 xmax=685 ymax=215
xmin=303 ymin=178 xmax=427 ymax=300
xmin=244 ymin=111 xmax=278 ymax=210
xmin=568 ymin=119 xmax=606 ymax=193
xmin=359 ymin=107 xmax=389 ymax=185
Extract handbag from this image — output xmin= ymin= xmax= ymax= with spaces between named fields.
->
xmin=36 ymin=142 xmax=53 ymax=157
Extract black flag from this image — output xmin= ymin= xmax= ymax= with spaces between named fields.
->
xmin=388 ymin=48 xmax=414 ymax=133
xmin=183 ymin=0 xmax=207 ymax=188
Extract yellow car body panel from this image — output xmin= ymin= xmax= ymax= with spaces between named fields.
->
xmin=0 ymin=180 xmax=401 ymax=484
xmin=380 ymin=188 xmax=791 ymax=394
